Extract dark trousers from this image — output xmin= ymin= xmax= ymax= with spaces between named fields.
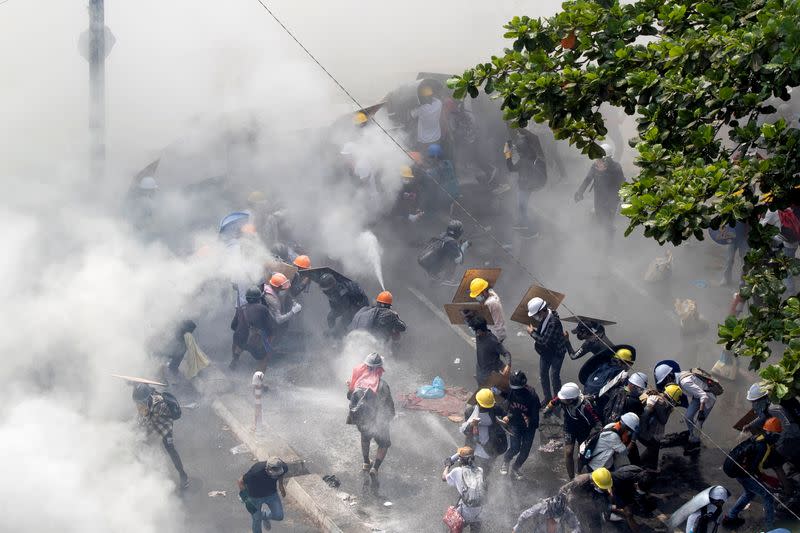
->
xmin=162 ymin=433 xmax=187 ymax=479
xmin=503 ymin=428 xmax=536 ymax=470
xmin=539 ymin=355 xmax=564 ymax=402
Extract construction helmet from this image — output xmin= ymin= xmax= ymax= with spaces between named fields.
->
xmin=293 ymin=255 xmax=311 ymax=269
xmin=138 ymin=176 xmax=158 ymax=190
xmin=269 ymin=273 xmax=290 ymax=289
xmin=476 ymin=388 xmax=495 ymax=408
xmin=763 ymin=417 xmax=783 ymax=433
xmin=620 ymin=412 xmax=640 ymax=433
xmin=654 ymin=364 xmax=675 ymax=385
xmin=319 ymin=273 xmax=337 ymax=291
xmin=557 ymin=382 xmax=581 ymax=401
xmin=400 ymin=165 xmax=415 ymax=179
xmin=709 ymin=486 xmax=730 ymax=504
xmin=457 ymin=446 xmax=474 ymax=458
xmin=600 ymin=142 xmax=615 ymax=159
xmin=245 ymin=286 xmax=262 ymax=303
xmin=628 ymin=372 xmax=648 ymax=390
xmin=247 ymin=190 xmax=266 ymax=204
xmin=376 ymin=291 xmax=393 ymax=305
xmin=510 ymin=370 xmax=528 ymax=390
xmin=591 ymin=467 xmax=613 ymax=490
xmin=615 ymin=348 xmax=634 ymax=363
xmin=446 ymin=219 xmax=464 ymax=238
xmin=664 ymin=384 xmax=682 ymax=403
xmin=364 ymin=352 xmax=383 ymax=368
xmin=469 ymin=278 xmax=489 ymax=299
xmin=419 ymin=85 xmax=434 ymax=97
xmin=132 ymin=383 xmax=154 ymax=404
xmin=527 ymin=297 xmax=547 ymax=317
xmin=747 ymin=383 xmax=768 ymax=402
xmin=427 ymin=143 xmax=443 ymax=158
xmin=353 ymin=112 xmax=369 ymax=126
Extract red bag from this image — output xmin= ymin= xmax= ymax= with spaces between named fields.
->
xmin=443 ymin=505 xmax=464 ymax=533
xmin=778 ymin=207 xmax=800 ymax=243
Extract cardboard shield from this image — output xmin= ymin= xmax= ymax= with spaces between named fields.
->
xmin=299 ymin=266 xmax=351 ymax=285
xmin=451 ymin=268 xmax=502 ymax=303
xmin=668 ymin=486 xmax=728 ymax=530
xmin=510 ymin=285 xmax=566 ymax=325
xmin=264 ymin=260 xmax=298 ymax=280
xmin=112 ymin=374 xmax=166 ymax=387
xmin=733 ymin=409 xmax=757 ymax=431
xmin=562 ymin=315 xmax=617 ymax=326
xmin=443 ymin=302 xmax=495 ymax=325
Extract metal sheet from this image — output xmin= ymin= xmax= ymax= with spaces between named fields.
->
xmin=443 ymin=302 xmax=495 ymax=325
xmin=112 ymin=374 xmax=166 ymax=387
xmin=561 ymin=315 xmax=617 ymax=326
xmin=299 ymin=266 xmax=351 ymax=285
xmin=509 ymin=285 xmax=566 ymax=325
xmin=264 ymin=260 xmax=298 ymax=279
xmin=451 ymin=268 xmax=503 ymax=303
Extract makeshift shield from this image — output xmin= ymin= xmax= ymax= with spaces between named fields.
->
xmin=111 ymin=374 xmax=166 ymax=387
xmin=510 ymin=285 xmax=566 ymax=325
xmin=733 ymin=409 xmax=758 ymax=431
xmin=668 ymin=486 xmax=728 ymax=530
xmin=578 ymin=352 xmax=612 ymax=385
xmin=443 ymin=302 xmax=495 ymax=325
xmin=299 ymin=266 xmax=351 ymax=285
xmin=451 ymin=268 xmax=502 ymax=303
xmin=264 ymin=260 xmax=299 ymax=280
xmin=562 ymin=315 xmax=617 ymax=327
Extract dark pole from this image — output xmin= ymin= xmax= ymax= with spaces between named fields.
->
xmin=88 ymin=0 xmax=105 ymax=179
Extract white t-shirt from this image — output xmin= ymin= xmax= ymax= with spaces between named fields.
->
xmin=588 ymin=424 xmax=629 ymax=471
xmin=410 ymin=98 xmax=443 ymax=143
xmin=446 ymin=467 xmax=483 ymax=523
xmin=484 ymin=290 xmax=507 ymax=343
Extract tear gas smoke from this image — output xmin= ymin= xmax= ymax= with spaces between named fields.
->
xmin=357 ymin=230 xmax=386 ymax=290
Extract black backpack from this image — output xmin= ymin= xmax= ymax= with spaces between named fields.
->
xmin=347 ymin=388 xmax=375 ymax=426
xmin=159 ymin=391 xmax=182 ymax=420
xmin=723 ymin=438 xmax=757 ymax=478
xmin=417 ymin=237 xmax=447 ymax=270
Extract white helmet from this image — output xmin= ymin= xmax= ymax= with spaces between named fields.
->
xmin=527 ymin=297 xmax=547 ymax=317
xmin=138 ymin=176 xmax=158 ymax=190
xmin=557 ymin=382 xmax=581 ymax=401
xmin=340 ymin=141 xmax=357 ymax=156
xmin=628 ymin=371 xmax=648 ymax=390
xmin=364 ymin=352 xmax=383 ymax=368
xmin=746 ymin=383 xmax=768 ymax=401
xmin=709 ymin=485 xmax=730 ymax=503
xmin=654 ymin=364 xmax=674 ymax=385
xmin=600 ymin=142 xmax=615 ymax=159
xmin=620 ymin=412 xmax=640 ymax=433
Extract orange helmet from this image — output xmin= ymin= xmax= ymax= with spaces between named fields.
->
xmin=269 ymin=272 xmax=290 ymax=289
xmin=763 ymin=417 xmax=783 ymax=433
xmin=293 ymin=255 xmax=311 ymax=269
xmin=376 ymin=291 xmax=393 ymax=305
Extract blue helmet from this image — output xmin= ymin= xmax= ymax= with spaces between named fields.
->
xmin=427 ymin=143 xmax=443 ymax=158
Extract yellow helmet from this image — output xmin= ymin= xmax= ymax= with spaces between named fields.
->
xmin=591 ymin=467 xmax=613 ymax=490
xmin=469 ymin=278 xmax=489 ymax=299
xmin=475 ymin=388 xmax=495 ymax=408
xmin=400 ymin=165 xmax=414 ymax=179
xmin=353 ymin=112 xmax=368 ymax=126
xmin=615 ymin=348 xmax=633 ymax=363
xmin=665 ymin=384 xmax=682 ymax=403
xmin=247 ymin=191 xmax=266 ymax=204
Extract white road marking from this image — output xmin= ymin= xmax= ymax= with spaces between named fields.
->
xmin=407 ymin=286 xmax=476 ymax=347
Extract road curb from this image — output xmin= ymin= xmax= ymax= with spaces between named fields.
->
xmin=203 ymin=377 xmax=373 ymax=533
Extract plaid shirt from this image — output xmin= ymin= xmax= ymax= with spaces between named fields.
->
xmin=141 ymin=394 xmax=173 ymax=438
xmin=531 ymin=310 xmax=567 ymax=359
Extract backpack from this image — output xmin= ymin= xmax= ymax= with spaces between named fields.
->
xmin=344 ymin=281 xmax=370 ymax=310
xmin=723 ymin=438 xmax=757 ymax=478
xmin=160 ymin=391 xmax=182 ymax=420
xmin=487 ymin=420 xmax=508 ymax=457
xmin=347 ymin=387 xmax=375 ymax=426
xmin=778 ymin=207 xmax=800 ymax=243
xmin=417 ymin=237 xmax=447 ymax=270
xmin=349 ymin=306 xmax=379 ymax=332
xmin=690 ymin=368 xmax=725 ymax=396
xmin=577 ymin=428 xmax=606 ymax=468
xmin=459 ymin=466 xmax=485 ymax=507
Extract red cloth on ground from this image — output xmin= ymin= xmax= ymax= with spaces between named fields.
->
xmin=348 ymin=363 xmax=384 ymax=393
xmin=400 ymin=387 xmax=471 ymax=419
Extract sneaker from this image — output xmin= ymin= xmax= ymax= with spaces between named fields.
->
xmin=511 ymin=468 xmax=523 ymax=480
xmin=362 ymin=462 xmax=371 ymax=472
xmin=683 ymin=441 xmax=701 ymax=456
xmin=262 ymin=515 xmax=272 ymax=531
xmin=499 ymin=462 xmax=509 ymax=475
xmin=721 ymin=516 xmax=745 ymax=528
xmin=179 ymin=475 xmax=189 ymax=490
xmin=369 ymin=467 xmax=379 ymax=484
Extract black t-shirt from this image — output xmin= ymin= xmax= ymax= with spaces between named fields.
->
xmin=475 ymin=331 xmax=507 ymax=381
xmin=243 ymin=461 xmax=288 ymax=498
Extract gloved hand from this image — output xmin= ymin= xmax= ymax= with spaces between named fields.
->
xmin=574 ymin=191 xmax=583 ymax=203
xmin=291 ymin=302 xmax=302 ymax=314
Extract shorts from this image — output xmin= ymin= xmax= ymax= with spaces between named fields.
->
xmin=359 ymin=425 xmax=391 ymax=448
xmin=563 ymin=429 xmax=589 ymax=446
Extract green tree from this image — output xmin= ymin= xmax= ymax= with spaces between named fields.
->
xmin=450 ymin=0 xmax=800 ymax=398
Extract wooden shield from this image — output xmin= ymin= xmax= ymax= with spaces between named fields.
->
xmin=443 ymin=302 xmax=495 ymax=325
xmin=451 ymin=268 xmax=502 ymax=303
xmin=733 ymin=409 xmax=757 ymax=431
xmin=510 ymin=285 xmax=566 ymax=325
xmin=112 ymin=374 xmax=166 ymax=387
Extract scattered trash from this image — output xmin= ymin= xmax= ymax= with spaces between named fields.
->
xmin=644 ymin=249 xmax=673 ymax=282
xmin=675 ymin=298 xmax=710 ymax=335
xmin=692 ymin=279 xmax=708 ymax=288
xmin=323 ymin=474 xmax=341 ymax=488
xmin=538 ymin=439 xmax=563 ymax=453
xmin=453 ymin=358 xmax=461 ymax=365
xmin=448 ymin=414 xmax=465 ymax=423
xmin=416 ymin=376 xmax=446 ymax=399
xmin=516 ymin=331 xmax=527 ymax=337
xmin=337 ymin=491 xmax=353 ymax=502
xmin=230 ymin=443 xmax=249 ymax=455
xmin=208 ymin=490 xmax=227 ymax=497
xmin=181 ymin=402 xmax=199 ymax=409
xmin=383 ymin=501 xmax=393 ymax=507
xmin=221 ymin=425 xmax=230 ymax=431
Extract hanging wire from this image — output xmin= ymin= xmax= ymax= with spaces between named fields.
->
xmin=249 ymin=0 xmax=800 ymax=519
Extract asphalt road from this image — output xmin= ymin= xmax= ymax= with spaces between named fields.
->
xmin=188 ymin=177 xmax=800 ymax=531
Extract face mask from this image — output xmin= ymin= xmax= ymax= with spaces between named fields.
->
xmin=476 ymin=294 xmax=486 ymax=303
